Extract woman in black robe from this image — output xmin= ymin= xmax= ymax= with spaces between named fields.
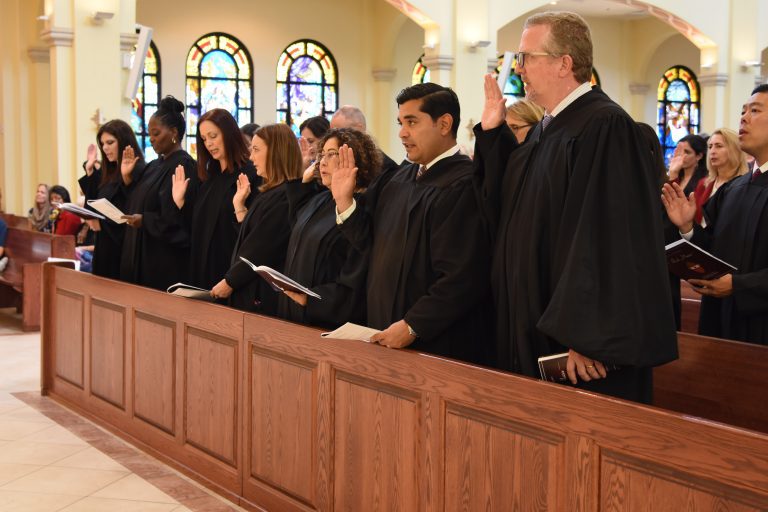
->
xmin=172 ymin=108 xmax=258 ymax=290
xmin=210 ymin=123 xmax=303 ymax=314
xmin=119 ymin=96 xmax=199 ymax=290
xmin=277 ymin=128 xmax=381 ymax=328
xmin=79 ymin=120 xmax=145 ymax=280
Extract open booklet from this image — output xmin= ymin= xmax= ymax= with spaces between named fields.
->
xmin=665 ymin=239 xmax=736 ymax=281
xmin=320 ymin=322 xmax=380 ymax=343
xmin=166 ymin=282 xmax=215 ymax=302
xmin=53 ymin=202 xmax=105 ymax=220
xmin=86 ymin=198 xmax=127 ymax=224
xmin=239 ymin=257 xmax=321 ymax=299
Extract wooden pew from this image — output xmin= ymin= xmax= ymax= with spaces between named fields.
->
xmin=0 ymin=212 xmax=32 ymax=230
xmin=40 ymin=266 xmax=768 ymax=511
xmin=0 ymin=228 xmax=75 ymax=330
xmin=680 ymin=279 xmax=702 ymax=333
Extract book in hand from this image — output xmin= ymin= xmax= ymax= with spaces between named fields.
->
xmin=320 ymin=322 xmax=380 ymax=343
xmin=53 ymin=202 xmax=105 ymax=220
xmin=86 ymin=198 xmax=127 ymax=224
xmin=166 ymin=282 xmax=214 ymax=302
xmin=665 ymin=239 xmax=736 ymax=281
xmin=238 ymin=257 xmax=321 ymax=299
xmin=538 ymin=352 xmax=619 ymax=383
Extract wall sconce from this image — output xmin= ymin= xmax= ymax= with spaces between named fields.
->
xmin=422 ymin=43 xmax=435 ymax=50
xmin=468 ymin=40 xmax=491 ymax=52
xmin=744 ymin=60 xmax=762 ymax=67
xmin=91 ymin=11 xmax=115 ymax=24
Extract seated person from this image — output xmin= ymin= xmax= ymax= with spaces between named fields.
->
xmin=47 ymin=185 xmax=83 ymax=236
xmin=505 ymin=99 xmax=544 ymax=144
xmin=28 ymin=183 xmax=51 ymax=232
xmin=0 ymin=217 xmax=7 ymax=272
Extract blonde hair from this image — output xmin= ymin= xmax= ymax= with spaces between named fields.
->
xmin=706 ymin=128 xmax=747 ymax=182
xmin=507 ymin=99 xmax=545 ymax=125
xmin=525 ymin=11 xmax=593 ymax=83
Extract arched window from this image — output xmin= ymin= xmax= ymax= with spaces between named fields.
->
xmin=185 ymin=33 xmax=253 ymax=157
xmin=657 ymin=65 xmax=700 ymax=164
xmin=412 ymin=54 xmax=431 ymax=84
xmin=131 ymin=41 xmax=161 ymax=160
xmin=276 ymin=39 xmax=338 ymax=135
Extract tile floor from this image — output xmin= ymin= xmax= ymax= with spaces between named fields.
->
xmin=0 ymin=308 xmax=247 ymax=512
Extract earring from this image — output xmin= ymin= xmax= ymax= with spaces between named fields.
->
xmin=172 ymin=137 xmax=177 ymax=144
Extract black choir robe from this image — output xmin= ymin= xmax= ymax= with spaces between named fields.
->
xmin=188 ymin=161 xmax=258 ymax=290
xmin=225 ymin=182 xmax=292 ymax=314
xmin=337 ymin=153 xmax=494 ymax=366
xmin=277 ymin=182 xmax=368 ymax=328
xmin=119 ymin=150 xmax=199 ymax=290
xmin=79 ymin=163 xmax=146 ymax=280
xmin=473 ymin=88 xmax=677 ymax=400
xmin=692 ymin=171 xmax=768 ymax=344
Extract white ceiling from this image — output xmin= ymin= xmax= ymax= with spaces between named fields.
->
xmin=536 ymin=0 xmax=649 ymax=19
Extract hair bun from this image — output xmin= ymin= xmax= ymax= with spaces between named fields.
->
xmin=158 ymin=95 xmax=184 ymax=114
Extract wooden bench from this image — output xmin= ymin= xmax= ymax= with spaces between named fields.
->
xmin=680 ymin=279 xmax=702 ymax=333
xmin=0 ymin=212 xmax=32 ymax=230
xmin=0 ymin=227 xmax=75 ymax=330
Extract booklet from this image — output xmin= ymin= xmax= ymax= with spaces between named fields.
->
xmin=665 ymin=239 xmax=736 ymax=281
xmin=538 ymin=352 xmax=619 ymax=383
xmin=238 ymin=257 xmax=321 ymax=299
xmin=166 ymin=282 xmax=215 ymax=302
xmin=53 ymin=202 xmax=105 ymax=220
xmin=86 ymin=198 xmax=127 ymax=224
xmin=320 ymin=322 xmax=380 ymax=343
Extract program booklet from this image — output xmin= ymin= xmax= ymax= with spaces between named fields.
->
xmin=665 ymin=239 xmax=736 ymax=281
xmin=166 ymin=282 xmax=215 ymax=302
xmin=538 ymin=352 xmax=619 ymax=383
xmin=86 ymin=198 xmax=127 ymax=224
xmin=238 ymin=257 xmax=321 ymax=299
xmin=53 ymin=202 xmax=105 ymax=220
xmin=320 ymin=322 xmax=380 ymax=343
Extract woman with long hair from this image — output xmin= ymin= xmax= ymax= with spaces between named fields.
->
xmin=172 ymin=108 xmax=257 ymax=290
xmin=119 ymin=96 xmax=199 ymax=289
xmin=668 ymin=134 xmax=707 ymax=198
xmin=278 ymin=128 xmax=381 ymax=327
xmin=693 ymin=128 xmax=747 ymax=226
xmin=27 ymin=184 xmax=51 ymax=232
xmin=505 ymin=99 xmax=545 ymax=144
xmin=79 ymin=119 xmax=145 ymax=279
xmin=209 ymin=123 xmax=303 ymax=313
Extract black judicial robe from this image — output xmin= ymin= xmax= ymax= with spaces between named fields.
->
xmin=277 ymin=183 xmax=368 ymax=328
xmin=473 ymin=88 xmax=678 ymax=379
xmin=188 ymin=161 xmax=258 ymax=290
xmin=692 ymin=171 xmax=768 ymax=344
xmin=79 ymin=163 xmax=146 ymax=280
xmin=119 ymin=150 xmax=199 ymax=290
xmin=225 ymin=182 xmax=292 ymax=314
xmin=337 ymin=153 xmax=494 ymax=365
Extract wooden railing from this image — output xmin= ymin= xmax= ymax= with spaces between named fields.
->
xmin=41 ymin=266 xmax=768 ymax=511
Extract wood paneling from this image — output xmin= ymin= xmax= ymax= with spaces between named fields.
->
xmin=90 ymin=299 xmax=125 ymax=409
xmin=248 ymin=350 xmax=314 ymax=503
xmin=54 ymin=289 xmax=83 ymax=388
xmin=334 ymin=373 xmax=419 ymax=512
xmin=184 ymin=327 xmax=238 ymax=466
xmin=133 ymin=312 xmax=175 ymax=434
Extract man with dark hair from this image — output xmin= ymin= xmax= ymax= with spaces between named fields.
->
xmin=663 ymin=84 xmax=768 ymax=345
xmin=474 ymin=11 xmax=677 ymax=403
xmin=331 ymin=82 xmax=493 ymax=364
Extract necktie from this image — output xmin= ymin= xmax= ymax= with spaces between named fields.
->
xmin=541 ymin=114 xmax=553 ymax=131
xmin=416 ymin=164 xmax=428 ymax=180
xmin=752 ymin=169 xmax=763 ymax=182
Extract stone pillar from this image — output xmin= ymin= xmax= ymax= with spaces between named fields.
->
xmin=698 ymin=73 xmax=729 ymax=132
xmin=371 ymin=68 xmax=398 ymax=155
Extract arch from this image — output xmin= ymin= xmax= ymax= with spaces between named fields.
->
xmin=657 ymin=65 xmax=701 ymax=163
xmin=185 ymin=32 xmax=253 ymax=157
xmin=131 ymin=41 xmax=161 ymax=160
xmin=276 ymin=39 xmax=338 ymax=136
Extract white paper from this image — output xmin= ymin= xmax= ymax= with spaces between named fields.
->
xmin=47 ymin=257 xmax=80 ymax=271
xmin=239 ymin=257 xmax=321 ymax=299
xmin=55 ymin=202 xmax=105 ymax=220
xmin=497 ymin=51 xmax=514 ymax=94
xmin=166 ymin=282 xmax=214 ymax=302
xmin=320 ymin=322 xmax=381 ymax=343
xmin=86 ymin=198 xmax=127 ymax=224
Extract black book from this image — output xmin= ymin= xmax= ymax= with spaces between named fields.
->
xmin=538 ymin=353 xmax=619 ymax=383
xmin=665 ymin=239 xmax=736 ymax=281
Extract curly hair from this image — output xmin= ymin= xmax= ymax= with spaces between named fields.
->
xmin=315 ymin=128 xmax=383 ymax=189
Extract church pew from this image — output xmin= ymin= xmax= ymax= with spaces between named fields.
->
xmin=41 ymin=266 xmax=768 ymax=511
xmin=680 ymin=279 xmax=702 ymax=333
xmin=0 ymin=212 xmax=32 ymax=230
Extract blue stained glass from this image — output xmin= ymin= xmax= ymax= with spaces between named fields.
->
xmin=238 ymin=109 xmax=251 ymax=126
xmin=290 ymin=83 xmax=323 ymax=123
xmin=277 ymin=84 xmax=288 ymax=110
xmin=504 ymin=74 xmax=524 ymax=97
xmin=130 ymin=110 xmax=142 ymax=134
xmin=187 ymin=106 xmax=199 ymax=136
xmin=238 ymin=82 xmax=251 ymax=108
xmin=666 ymin=80 xmax=690 ymax=102
xmin=324 ymin=85 xmax=337 ymax=112
xmin=201 ymin=50 xmax=237 ymax=79
xmin=423 ymin=68 xmax=431 ymax=83
xmin=277 ymin=111 xmax=288 ymax=124
xmin=144 ymin=145 xmax=158 ymax=161
xmin=289 ymin=56 xmax=322 ymax=83
xmin=201 ymin=78 xmax=237 ymax=114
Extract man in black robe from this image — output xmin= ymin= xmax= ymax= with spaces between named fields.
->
xmin=331 ymin=83 xmax=493 ymax=365
xmin=662 ymin=84 xmax=768 ymax=345
xmin=474 ymin=11 xmax=677 ymax=402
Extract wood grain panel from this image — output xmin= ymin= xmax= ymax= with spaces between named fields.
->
xmin=444 ymin=406 xmax=561 ymax=511
xmin=54 ymin=289 xmax=84 ymax=388
xmin=601 ymin=455 xmax=767 ymax=511
xmin=249 ymin=349 xmax=315 ymax=504
xmin=90 ymin=299 xmax=126 ymax=409
xmin=184 ymin=327 xmax=238 ymax=466
xmin=334 ymin=373 xmax=419 ymax=512
xmin=133 ymin=312 xmax=175 ymax=434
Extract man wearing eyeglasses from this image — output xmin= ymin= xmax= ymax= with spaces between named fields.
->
xmin=473 ymin=11 xmax=677 ymax=403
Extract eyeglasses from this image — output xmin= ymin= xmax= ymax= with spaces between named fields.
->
xmin=318 ymin=150 xmax=339 ymax=161
xmin=508 ymin=123 xmax=532 ymax=133
xmin=514 ymin=51 xmax=559 ymax=68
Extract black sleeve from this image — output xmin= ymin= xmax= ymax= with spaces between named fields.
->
xmin=285 ymin=179 xmax=322 ymax=221
xmin=471 ymin=122 xmax=518 ymax=234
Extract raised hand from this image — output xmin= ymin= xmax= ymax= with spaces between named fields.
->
xmin=299 ymin=137 xmax=313 ymax=169
xmin=481 ymin=74 xmax=507 ymax=131
xmin=233 ymin=173 xmax=251 ymax=209
xmin=331 ymin=144 xmax=357 ymax=212
xmin=85 ymin=144 xmax=98 ymax=175
xmin=121 ymin=146 xmax=139 ymax=184
xmin=667 ymin=152 xmax=684 ymax=181
xmin=661 ymin=182 xmax=696 ymax=233
xmin=171 ymin=165 xmax=190 ymax=209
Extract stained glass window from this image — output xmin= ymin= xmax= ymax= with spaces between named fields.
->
xmin=493 ymin=56 xmax=525 ymax=100
xmin=276 ymin=39 xmax=338 ymax=136
xmin=185 ymin=32 xmax=253 ymax=158
xmin=131 ymin=41 xmax=160 ymax=161
xmin=412 ymin=54 xmax=431 ymax=84
xmin=657 ymin=65 xmax=700 ymax=165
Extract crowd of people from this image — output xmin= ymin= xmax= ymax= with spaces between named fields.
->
xmin=41 ymin=11 xmax=765 ymax=405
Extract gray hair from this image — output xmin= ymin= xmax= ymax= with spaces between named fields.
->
xmin=525 ymin=11 xmax=593 ymax=83
xmin=332 ymin=105 xmax=367 ymax=131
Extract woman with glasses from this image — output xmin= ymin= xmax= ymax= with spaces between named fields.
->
xmin=278 ymin=128 xmax=381 ymax=327
xmin=505 ymin=99 xmax=545 ymax=144
xmin=209 ymin=123 xmax=302 ymax=313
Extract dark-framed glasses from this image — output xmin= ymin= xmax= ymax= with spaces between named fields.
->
xmin=508 ymin=123 xmax=533 ymax=133
xmin=515 ymin=51 xmax=559 ymax=68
